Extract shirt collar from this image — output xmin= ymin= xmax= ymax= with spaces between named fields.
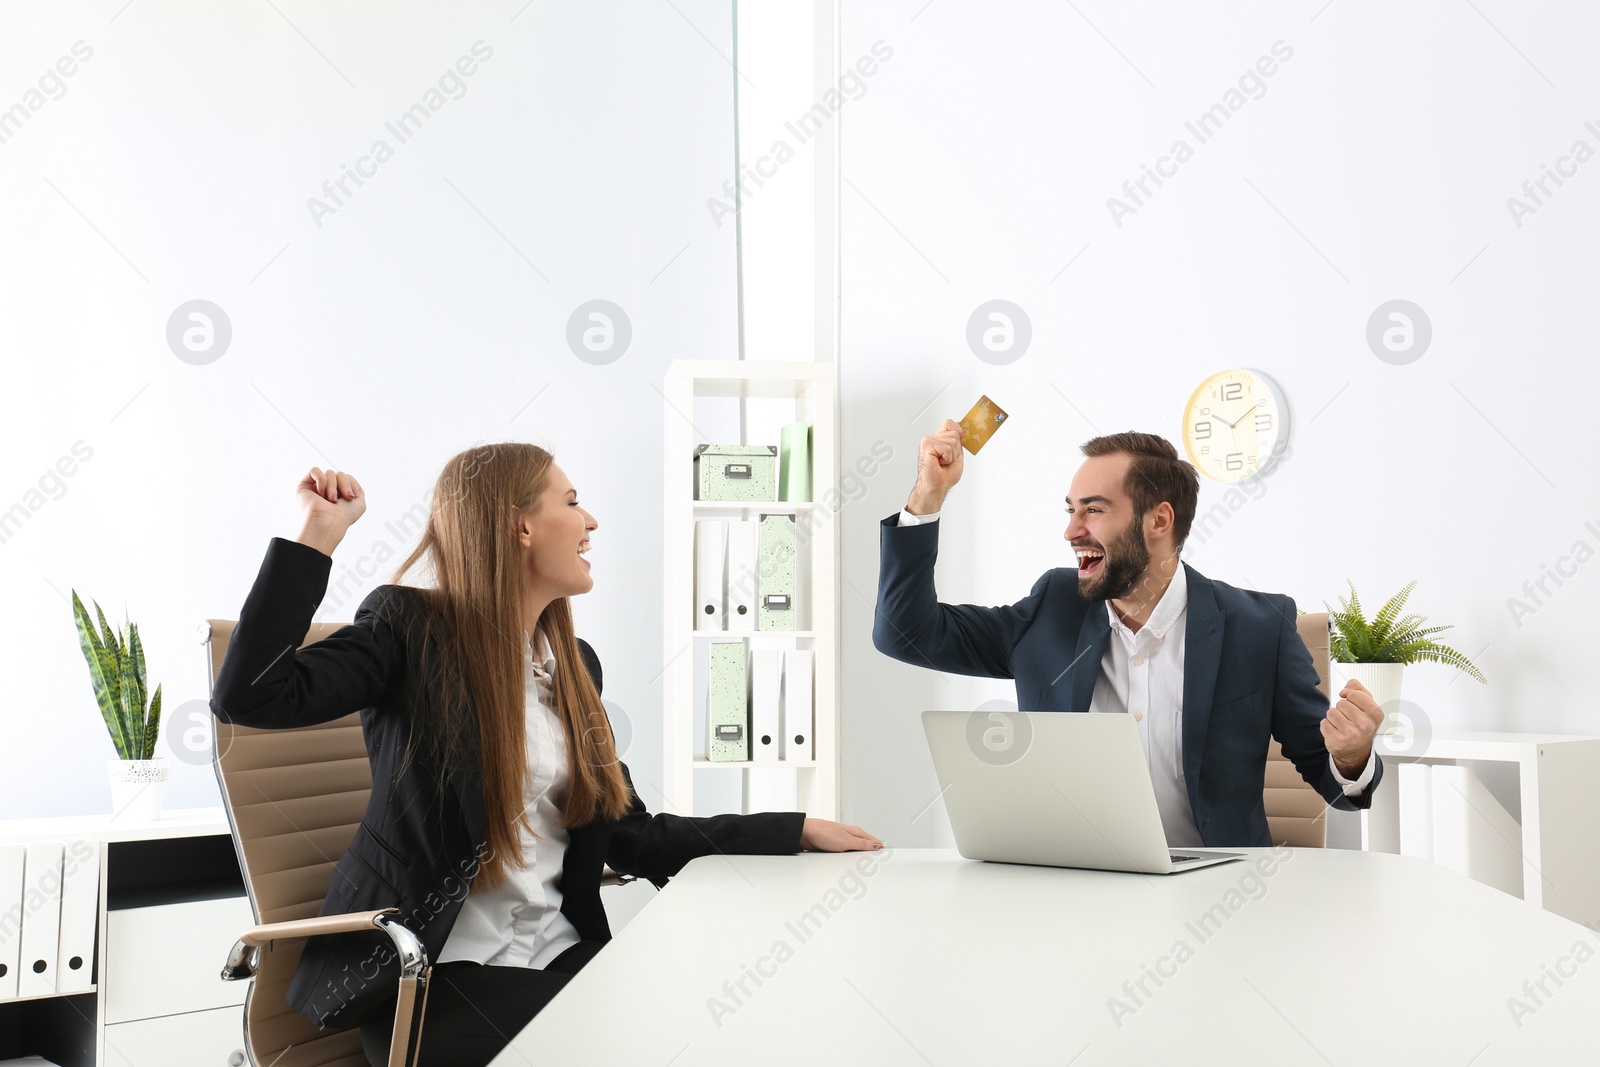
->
xmin=524 ymin=630 xmax=557 ymax=676
xmin=1105 ymin=566 xmax=1188 ymax=640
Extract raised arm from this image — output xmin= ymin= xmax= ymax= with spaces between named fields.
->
xmin=211 ymin=468 xmax=403 ymax=729
xmin=871 ymin=419 xmax=1048 ymax=678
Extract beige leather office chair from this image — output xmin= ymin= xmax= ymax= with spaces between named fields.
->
xmin=202 ymin=619 xmax=428 ymax=1067
xmin=1262 ymin=612 xmax=1333 ymax=848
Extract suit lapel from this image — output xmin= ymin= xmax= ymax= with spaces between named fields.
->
xmin=1068 ymin=602 xmax=1111 ymax=711
xmin=1181 ymin=564 xmax=1224 ymax=801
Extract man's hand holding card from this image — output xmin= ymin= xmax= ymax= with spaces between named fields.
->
xmin=906 ymin=397 xmax=1008 ymax=516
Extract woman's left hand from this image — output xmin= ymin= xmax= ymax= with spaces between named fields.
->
xmin=800 ymin=818 xmax=884 ymax=852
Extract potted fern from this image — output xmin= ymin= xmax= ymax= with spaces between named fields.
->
xmin=1325 ymin=580 xmax=1486 ymax=733
xmin=72 ymin=591 xmax=166 ymax=822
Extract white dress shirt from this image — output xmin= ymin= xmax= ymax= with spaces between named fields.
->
xmin=437 ymin=631 xmax=582 ymax=969
xmin=896 ymin=508 xmax=1376 ymax=847
xmin=1088 ymin=566 xmax=1205 ymax=847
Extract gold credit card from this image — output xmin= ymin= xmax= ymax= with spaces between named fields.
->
xmin=959 ymin=395 xmax=1009 ymax=454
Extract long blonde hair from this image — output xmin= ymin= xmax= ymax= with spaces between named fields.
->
xmin=390 ymin=443 xmax=630 ymax=888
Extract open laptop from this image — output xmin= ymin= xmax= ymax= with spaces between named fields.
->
xmin=922 ymin=710 xmax=1244 ymax=874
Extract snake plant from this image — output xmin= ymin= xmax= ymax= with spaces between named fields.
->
xmin=71 ymin=590 xmax=163 ymax=760
xmin=1326 ymin=580 xmax=1487 ymax=683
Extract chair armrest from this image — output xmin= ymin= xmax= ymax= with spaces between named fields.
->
xmin=222 ymin=908 xmax=426 ymax=983
xmin=236 ymin=908 xmax=397 ymax=948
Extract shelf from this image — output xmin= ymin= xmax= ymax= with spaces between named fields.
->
xmin=691 ymin=501 xmax=814 ymax=512
xmin=692 ymin=760 xmax=819 ymax=770
xmin=0 ymin=985 xmax=97 ymax=1005
xmin=694 ymin=630 xmax=816 ymax=639
xmin=663 ymin=360 xmax=838 ymax=822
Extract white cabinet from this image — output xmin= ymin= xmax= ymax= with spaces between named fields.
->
xmin=103 ymin=1005 xmax=248 ymax=1067
xmin=0 ymin=809 xmax=248 ymax=1067
xmin=104 ymin=897 xmax=251 ymax=1024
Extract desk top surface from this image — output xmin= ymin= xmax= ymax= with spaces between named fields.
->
xmin=0 ymin=806 xmax=229 ymax=843
xmin=503 ymin=847 xmax=1600 ymax=1066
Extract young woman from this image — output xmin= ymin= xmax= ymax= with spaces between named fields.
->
xmin=211 ymin=443 xmax=880 ymax=1067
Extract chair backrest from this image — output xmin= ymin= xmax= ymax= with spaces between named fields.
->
xmin=204 ymin=618 xmax=371 ymax=1067
xmin=1262 ymin=612 xmax=1331 ymax=848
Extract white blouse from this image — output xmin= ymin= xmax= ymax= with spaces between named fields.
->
xmin=437 ymin=631 xmax=583 ymax=969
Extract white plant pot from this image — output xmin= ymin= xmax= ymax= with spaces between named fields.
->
xmin=1328 ymin=662 xmax=1405 ymax=735
xmin=108 ymin=758 xmax=168 ymax=823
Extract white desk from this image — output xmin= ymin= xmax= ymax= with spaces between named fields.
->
xmin=500 ymin=848 xmax=1600 ymax=1066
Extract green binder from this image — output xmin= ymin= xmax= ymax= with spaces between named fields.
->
xmin=779 ymin=422 xmax=812 ymax=502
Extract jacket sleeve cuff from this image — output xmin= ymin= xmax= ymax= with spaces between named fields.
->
xmin=776 ymin=811 xmax=807 ymax=852
xmin=263 ymin=536 xmax=334 ymax=588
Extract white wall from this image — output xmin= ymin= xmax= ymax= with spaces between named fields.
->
xmin=838 ymin=1 xmax=1600 ymax=846
xmin=0 ymin=0 xmax=739 ymax=818
xmin=10 ymin=0 xmax=1599 ymax=847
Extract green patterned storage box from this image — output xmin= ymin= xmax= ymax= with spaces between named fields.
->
xmin=696 ymin=444 xmax=778 ymax=501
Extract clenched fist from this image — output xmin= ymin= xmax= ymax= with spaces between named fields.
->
xmin=295 ymin=467 xmax=365 ymax=556
xmin=1321 ymin=676 xmax=1385 ymax=779
xmin=907 ymin=418 xmax=965 ymax=515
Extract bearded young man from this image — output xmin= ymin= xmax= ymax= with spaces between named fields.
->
xmin=872 ymin=423 xmax=1385 ymax=848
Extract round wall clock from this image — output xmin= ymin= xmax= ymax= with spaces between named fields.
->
xmin=1180 ymin=368 xmax=1291 ymax=483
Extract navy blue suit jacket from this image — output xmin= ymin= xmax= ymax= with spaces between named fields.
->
xmin=871 ymin=514 xmax=1381 ymax=848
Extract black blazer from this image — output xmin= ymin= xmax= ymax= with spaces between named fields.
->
xmin=212 ymin=537 xmax=805 ymax=1029
xmin=872 ymin=515 xmax=1381 ymax=847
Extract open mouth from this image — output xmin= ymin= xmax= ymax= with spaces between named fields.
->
xmin=1075 ymin=546 xmax=1105 ymax=576
xmin=578 ymin=541 xmax=591 ymax=569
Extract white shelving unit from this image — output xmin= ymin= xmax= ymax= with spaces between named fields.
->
xmin=0 ymin=807 xmax=252 ymax=1067
xmin=661 ymin=360 xmax=838 ymax=820
xmin=1360 ymin=731 xmax=1600 ymax=926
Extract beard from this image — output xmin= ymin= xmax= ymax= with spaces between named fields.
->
xmin=1076 ymin=515 xmax=1151 ymax=602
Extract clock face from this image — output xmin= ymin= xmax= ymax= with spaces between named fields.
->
xmin=1180 ymin=369 xmax=1290 ymax=483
